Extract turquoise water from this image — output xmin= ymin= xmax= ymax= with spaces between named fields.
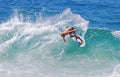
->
xmin=0 ymin=0 xmax=120 ymax=77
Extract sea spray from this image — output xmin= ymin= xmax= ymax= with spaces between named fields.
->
xmin=112 ymin=31 xmax=120 ymax=39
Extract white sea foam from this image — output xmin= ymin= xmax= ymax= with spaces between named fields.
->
xmin=107 ymin=64 xmax=120 ymax=77
xmin=112 ymin=31 xmax=120 ymax=39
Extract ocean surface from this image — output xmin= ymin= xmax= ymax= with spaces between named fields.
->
xmin=0 ymin=0 xmax=120 ymax=77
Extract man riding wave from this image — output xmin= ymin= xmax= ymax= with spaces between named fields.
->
xmin=61 ymin=27 xmax=83 ymax=44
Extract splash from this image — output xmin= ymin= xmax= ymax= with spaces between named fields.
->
xmin=112 ymin=31 xmax=120 ymax=39
xmin=0 ymin=8 xmax=90 ymax=77
xmin=0 ymin=8 xmax=88 ymax=54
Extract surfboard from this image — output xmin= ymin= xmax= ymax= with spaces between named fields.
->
xmin=71 ymin=35 xmax=85 ymax=47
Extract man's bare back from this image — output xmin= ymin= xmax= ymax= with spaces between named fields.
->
xmin=61 ymin=27 xmax=83 ymax=44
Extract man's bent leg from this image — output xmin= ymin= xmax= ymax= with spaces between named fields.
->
xmin=75 ymin=35 xmax=83 ymax=44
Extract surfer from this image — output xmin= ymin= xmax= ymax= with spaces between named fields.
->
xmin=61 ymin=27 xmax=83 ymax=44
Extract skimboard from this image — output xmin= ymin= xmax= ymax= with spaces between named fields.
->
xmin=71 ymin=35 xmax=85 ymax=47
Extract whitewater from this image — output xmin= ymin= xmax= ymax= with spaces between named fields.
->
xmin=0 ymin=8 xmax=120 ymax=77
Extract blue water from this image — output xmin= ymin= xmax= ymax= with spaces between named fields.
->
xmin=0 ymin=0 xmax=120 ymax=30
xmin=0 ymin=0 xmax=120 ymax=77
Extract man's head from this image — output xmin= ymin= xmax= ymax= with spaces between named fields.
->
xmin=71 ymin=27 xmax=74 ymax=29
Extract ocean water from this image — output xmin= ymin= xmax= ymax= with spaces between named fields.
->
xmin=0 ymin=0 xmax=120 ymax=77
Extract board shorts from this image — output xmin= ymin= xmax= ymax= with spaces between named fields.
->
xmin=70 ymin=31 xmax=76 ymax=37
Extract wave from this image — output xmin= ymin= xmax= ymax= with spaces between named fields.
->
xmin=0 ymin=8 xmax=89 ymax=60
xmin=64 ymin=28 xmax=120 ymax=60
xmin=0 ymin=8 xmax=120 ymax=77
xmin=85 ymin=29 xmax=120 ymax=59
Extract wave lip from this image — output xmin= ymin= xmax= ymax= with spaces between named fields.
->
xmin=112 ymin=31 xmax=120 ymax=39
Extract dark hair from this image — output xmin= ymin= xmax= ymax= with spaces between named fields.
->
xmin=71 ymin=27 xmax=74 ymax=29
